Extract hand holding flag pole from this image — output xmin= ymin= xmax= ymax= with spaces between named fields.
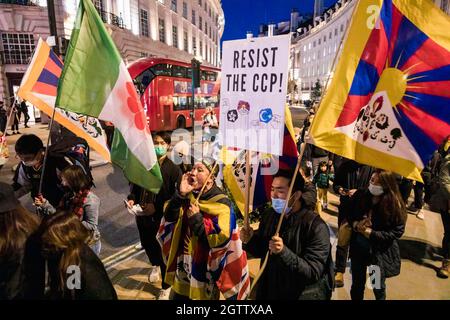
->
xmin=248 ymin=142 xmax=306 ymax=298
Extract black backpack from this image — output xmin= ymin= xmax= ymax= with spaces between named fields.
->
xmin=47 ymin=136 xmax=94 ymax=186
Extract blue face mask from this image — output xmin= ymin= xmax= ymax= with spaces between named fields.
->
xmin=271 ymin=197 xmax=293 ymax=215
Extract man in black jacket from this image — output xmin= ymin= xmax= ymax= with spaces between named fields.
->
xmin=240 ymin=169 xmax=333 ymax=300
xmin=127 ymin=132 xmax=181 ymax=300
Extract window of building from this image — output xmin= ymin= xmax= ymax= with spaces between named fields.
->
xmin=93 ymin=0 xmax=104 ymax=11
xmin=199 ymin=16 xmax=203 ymax=30
xmin=209 ymin=26 xmax=212 ymax=39
xmin=192 ymin=10 xmax=196 ymax=25
xmin=340 ymin=24 xmax=344 ymax=32
xmin=139 ymin=9 xmax=149 ymax=37
xmin=313 ymin=41 xmax=316 ymax=47
xmin=171 ymin=0 xmax=177 ymax=12
xmin=199 ymin=0 xmax=202 ymax=6
xmin=205 ymin=21 xmax=207 ymax=33
xmin=318 ymin=38 xmax=321 ymax=45
xmin=183 ymin=2 xmax=188 ymax=19
xmin=1 ymin=33 xmax=35 ymax=64
xmin=323 ymin=36 xmax=326 ymax=43
xmin=199 ymin=40 xmax=203 ymax=56
xmin=184 ymin=30 xmax=188 ymax=52
xmin=334 ymin=28 xmax=338 ymax=36
xmin=193 ymin=36 xmax=197 ymax=53
xmin=329 ymin=32 xmax=332 ymax=39
xmin=172 ymin=25 xmax=178 ymax=48
xmin=442 ymin=0 xmax=449 ymax=12
xmin=159 ymin=18 xmax=165 ymax=43
xmin=204 ymin=1 xmax=207 ymax=11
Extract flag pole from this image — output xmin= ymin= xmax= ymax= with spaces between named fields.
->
xmin=243 ymin=150 xmax=252 ymax=229
xmin=249 ymin=142 xmax=306 ymax=298
xmin=37 ymin=106 xmax=58 ymax=196
xmin=194 ymin=161 xmax=219 ymax=206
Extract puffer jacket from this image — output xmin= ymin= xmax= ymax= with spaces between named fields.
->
xmin=432 ymin=153 xmax=450 ymax=212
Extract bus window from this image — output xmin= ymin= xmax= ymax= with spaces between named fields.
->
xmin=206 ymin=71 xmax=217 ymax=81
xmin=172 ymin=65 xmax=187 ymax=78
xmin=200 ymin=70 xmax=207 ymax=81
xmin=152 ymin=64 xmax=172 ymax=76
xmin=134 ymin=68 xmax=156 ymax=95
xmin=173 ymin=96 xmax=189 ymax=111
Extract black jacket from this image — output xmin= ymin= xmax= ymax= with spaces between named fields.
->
xmin=0 ymin=234 xmax=45 ymax=300
xmin=244 ymin=207 xmax=332 ymax=300
xmin=128 ymin=156 xmax=182 ymax=220
xmin=47 ymin=245 xmax=117 ymax=300
xmin=347 ymin=190 xmax=405 ymax=278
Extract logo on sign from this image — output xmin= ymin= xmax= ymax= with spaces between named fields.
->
xmin=227 ymin=110 xmax=239 ymax=123
xmin=237 ymin=101 xmax=250 ymax=115
xmin=259 ymin=108 xmax=273 ymax=123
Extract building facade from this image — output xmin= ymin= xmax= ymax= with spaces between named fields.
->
xmin=0 ymin=0 xmax=225 ymax=106
xmin=290 ymin=0 xmax=450 ymax=102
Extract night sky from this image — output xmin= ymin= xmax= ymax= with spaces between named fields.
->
xmin=221 ymin=0 xmax=337 ymax=42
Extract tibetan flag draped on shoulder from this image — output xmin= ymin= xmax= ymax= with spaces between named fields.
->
xmin=17 ymin=38 xmax=110 ymax=162
xmin=310 ymin=0 xmax=450 ymax=182
xmin=156 ymin=193 xmax=250 ymax=300
xmin=223 ymin=106 xmax=299 ymax=215
xmin=56 ymin=0 xmax=161 ymax=192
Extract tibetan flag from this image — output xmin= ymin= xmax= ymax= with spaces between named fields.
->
xmin=223 ymin=106 xmax=299 ymax=215
xmin=310 ymin=0 xmax=450 ymax=182
xmin=17 ymin=38 xmax=110 ymax=162
xmin=56 ymin=0 xmax=162 ymax=192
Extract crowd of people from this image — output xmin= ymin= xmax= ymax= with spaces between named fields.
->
xmin=0 ymin=110 xmax=449 ymax=300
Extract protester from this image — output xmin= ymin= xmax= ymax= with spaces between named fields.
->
xmin=10 ymin=101 xmax=21 ymax=135
xmin=127 ymin=132 xmax=181 ymax=299
xmin=34 ymin=165 xmax=102 ymax=256
xmin=40 ymin=211 xmax=117 ymax=300
xmin=158 ymin=157 xmax=247 ymax=300
xmin=347 ymin=170 xmax=407 ymax=300
xmin=171 ymin=139 xmax=193 ymax=174
xmin=431 ymin=136 xmax=450 ymax=279
xmin=20 ymin=100 xmax=30 ymax=128
xmin=332 ymin=159 xmax=374 ymax=287
xmin=0 ymin=101 xmax=7 ymax=134
xmin=0 ymin=182 xmax=44 ymax=299
xmin=240 ymin=169 xmax=333 ymax=300
xmin=13 ymin=134 xmax=70 ymax=209
xmin=202 ymin=106 xmax=218 ymax=155
xmin=313 ymin=160 xmax=334 ymax=211
xmin=407 ymin=180 xmax=425 ymax=220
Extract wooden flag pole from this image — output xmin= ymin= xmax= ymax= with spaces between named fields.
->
xmin=193 ymin=161 xmax=219 ymax=206
xmin=37 ymin=105 xmax=58 ymax=196
xmin=243 ymin=150 xmax=252 ymax=229
xmin=249 ymin=142 xmax=306 ymax=297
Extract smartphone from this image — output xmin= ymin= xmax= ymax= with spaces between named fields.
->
xmin=123 ymin=199 xmax=132 ymax=209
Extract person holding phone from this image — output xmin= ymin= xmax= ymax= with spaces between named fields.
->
xmin=127 ymin=132 xmax=181 ymax=300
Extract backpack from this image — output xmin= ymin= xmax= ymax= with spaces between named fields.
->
xmin=47 ymin=136 xmax=94 ymax=186
xmin=298 ymin=211 xmax=335 ymax=299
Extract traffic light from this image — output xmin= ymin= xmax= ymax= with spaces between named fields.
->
xmin=191 ymin=58 xmax=201 ymax=89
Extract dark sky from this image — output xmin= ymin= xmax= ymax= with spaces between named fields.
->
xmin=221 ymin=0 xmax=337 ymax=42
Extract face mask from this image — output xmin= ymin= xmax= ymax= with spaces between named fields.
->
xmin=271 ymin=193 xmax=298 ymax=215
xmin=368 ymin=183 xmax=384 ymax=196
xmin=155 ymin=146 xmax=167 ymax=157
xmin=22 ymin=159 xmax=39 ymax=167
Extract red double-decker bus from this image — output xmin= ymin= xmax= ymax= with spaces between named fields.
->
xmin=128 ymin=57 xmax=220 ymax=132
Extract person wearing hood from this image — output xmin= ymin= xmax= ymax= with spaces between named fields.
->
xmin=240 ymin=169 xmax=333 ymax=300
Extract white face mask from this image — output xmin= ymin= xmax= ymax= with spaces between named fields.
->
xmin=369 ymin=183 xmax=384 ymax=196
xmin=22 ymin=159 xmax=39 ymax=167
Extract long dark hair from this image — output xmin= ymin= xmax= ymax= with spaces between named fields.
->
xmin=40 ymin=211 xmax=91 ymax=294
xmin=376 ymin=170 xmax=407 ymax=226
xmin=0 ymin=205 xmax=39 ymax=263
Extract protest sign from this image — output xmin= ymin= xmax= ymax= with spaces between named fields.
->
xmin=219 ymin=35 xmax=290 ymax=156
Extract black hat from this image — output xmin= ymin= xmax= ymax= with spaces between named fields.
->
xmin=0 ymin=182 xmax=20 ymax=213
xmin=195 ymin=156 xmax=219 ymax=177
